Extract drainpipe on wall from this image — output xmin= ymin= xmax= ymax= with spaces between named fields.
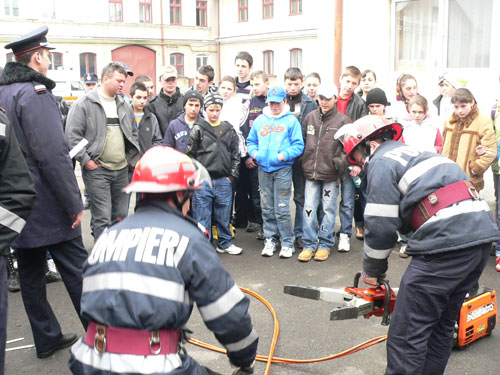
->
xmin=333 ymin=0 xmax=343 ymax=86
xmin=160 ymin=0 xmax=166 ymax=66
xmin=217 ymin=0 xmax=221 ymax=81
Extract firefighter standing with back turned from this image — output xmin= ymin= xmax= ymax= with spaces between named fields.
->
xmin=341 ymin=115 xmax=499 ymax=375
xmin=69 ymin=146 xmax=258 ymax=375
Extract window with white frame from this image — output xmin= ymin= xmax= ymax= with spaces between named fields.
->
xmin=290 ymin=48 xmax=302 ymax=70
xmin=4 ymin=0 xmax=19 ymax=16
xmin=290 ymin=0 xmax=302 ymax=15
xmin=447 ymin=0 xmax=492 ymax=68
xmin=196 ymin=53 xmax=210 ymax=70
xmin=394 ymin=0 xmax=492 ymax=70
xmin=263 ymin=50 xmax=274 ymax=75
xmin=49 ymin=52 xmax=63 ymax=70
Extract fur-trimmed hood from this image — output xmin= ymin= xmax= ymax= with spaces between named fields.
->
xmin=0 ymin=62 xmax=55 ymax=90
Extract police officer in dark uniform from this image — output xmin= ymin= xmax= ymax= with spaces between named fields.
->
xmin=341 ymin=115 xmax=499 ymax=375
xmin=0 ymin=108 xmax=36 ymax=375
xmin=0 ymin=26 xmax=88 ymax=358
xmin=83 ymin=73 xmax=98 ymax=92
xmin=69 ymin=146 xmax=258 ymax=375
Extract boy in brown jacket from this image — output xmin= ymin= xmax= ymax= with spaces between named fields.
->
xmin=298 ymin=84 xmax=352 ymax=262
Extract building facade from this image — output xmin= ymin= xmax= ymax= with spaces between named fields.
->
xmin=1 ymin=0 xmax=499 ymax=107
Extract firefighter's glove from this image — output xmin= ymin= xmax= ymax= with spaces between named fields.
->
xmin=361 ymin=270 xmax=386 ymax=286
xmin=232 ymin=367 xmax=254 ymax=375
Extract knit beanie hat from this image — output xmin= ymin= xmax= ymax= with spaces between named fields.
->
xmin=183 ymin=90 xmax=204 ymax=107
xmin=203 ymin=92 xmax=224 ymax=110
xmin=366 ymin=88 xmax=390 ymax=106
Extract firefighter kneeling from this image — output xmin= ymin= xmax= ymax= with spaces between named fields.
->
xmin=341 ymin=116 xmax=499 ymax=375
xmin=69 ymin=146 xmax=257 ymax=375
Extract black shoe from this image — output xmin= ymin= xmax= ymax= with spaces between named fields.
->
xmin=232 ymin=220 xmax=247 ymax=229
xmin=246 ymin=222 xmax=260 ymax=232
xmin=46 ymin=270 xmax=62 ymax=283
xmin=8 ymin=272 xmax=20 ymax=293
xmin=256 ymin=227 xmax=264 ymax=241
xmin=294 ymin=237 xmax=304 ymax=250
xmin=36 ymin=333 xmax=78 ymax=359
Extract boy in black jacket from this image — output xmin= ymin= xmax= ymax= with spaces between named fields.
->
xmin=186 ymin=93 xmax=242 ymax=255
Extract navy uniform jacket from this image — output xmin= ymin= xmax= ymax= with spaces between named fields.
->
xmin=0 ymin=109 xmax=36 ymax=256
xmin=69 ymin=200 xmax=258 ymax=374
xmin=0 ymin=62 xmax=83 ymax=248
xmin=363 ymin=140 xmax=499 ymax=277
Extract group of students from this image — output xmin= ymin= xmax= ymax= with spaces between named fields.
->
xmin=125 ymin=51 xmax=500 ymax=272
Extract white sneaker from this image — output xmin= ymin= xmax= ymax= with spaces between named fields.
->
xmin=279 ymin=246 xmax=295 ymax=259
xmin=47 ymin=258 xmax=58 ymax=273
xmin=216 ymin=244 xmax=242 ymax=255
xmin=338 ymin=233 xmax=350 ymax=252
xmin=261 ymin=238 xmax=276 ymax=257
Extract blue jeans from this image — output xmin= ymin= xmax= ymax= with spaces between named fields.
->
xmin=292 ymin=159 xmax=305 ymax=238
xmin=339 ymin=170 xmax=355 ymax=236
xmin=258 ymin=166 xmax=294 ymax=247
xmin=192 ymin=178 xmax=233 ymax=249
xmin=303 ymin=179 xmax=339 ymax=251
xmin=82 ymin=166 xmax=129 ymax=239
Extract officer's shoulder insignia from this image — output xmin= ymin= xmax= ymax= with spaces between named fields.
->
xmin=0 ymin=107 xmax=5 ymax=113
xmin=34 ymin=84 xmax=47 ymax=94
xmin=197 ymin=222 xmax=209 ymax=237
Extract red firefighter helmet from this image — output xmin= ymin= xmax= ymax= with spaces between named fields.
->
xmin=342 ymin=115 xmax=403 ymax=163
xmin=124 ymin=146 xmax=210 ymax=193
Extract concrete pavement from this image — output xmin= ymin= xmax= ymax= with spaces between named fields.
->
xmin=4 ymin=207 xmax=500 ymax=375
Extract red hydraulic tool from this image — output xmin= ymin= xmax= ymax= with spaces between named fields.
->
xmin=284 ymin=272 xmax=397 ymax=326
xmin=284 ymin=273 xmax=497 ymax=349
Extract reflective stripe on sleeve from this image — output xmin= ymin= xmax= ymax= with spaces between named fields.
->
xmin=364 ymin=203 xmax=399 ymax=218
xmin=198 ymin=284 xmax=245 ymax=322
xmin=398 ymin=157 xmax=455 ymax=194
xmin=71 ymin=339 xmax=182 ymax=373
xmin=0 ymin=205 xmax=26 ymax=234
xmin=0 ymin=123 xmax=6 ymax=137
xmin=364 ymin=243 xmax=393 ymax=260
xmin=225 ymin=327 xmax=259 ymax=353
xmin=82 ymin=272 xmax=185 ymax=303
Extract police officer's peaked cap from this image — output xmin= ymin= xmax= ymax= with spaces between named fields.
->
xmin=5 ymin=26 xmax=55 ymax=55
xmin=83 ymin=73 xmax=99 ymax=84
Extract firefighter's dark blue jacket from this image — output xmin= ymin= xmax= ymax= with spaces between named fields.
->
xmin=69 ymin=199 xmax=258 ymax=374
xmin=363 ymin=140 xmax=499 ymax=277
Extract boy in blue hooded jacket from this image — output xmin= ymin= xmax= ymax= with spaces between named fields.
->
xmin=247 ymin=86 xmax=304 ymax=259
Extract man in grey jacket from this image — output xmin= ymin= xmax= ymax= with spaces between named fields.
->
xmin=66 ymin=62 xmax=140 ymax=240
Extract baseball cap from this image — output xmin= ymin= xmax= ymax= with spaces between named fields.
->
xmin=266 ymin=86 xmax=286 ymax=103
xmin=159 ymin=65 xmax=178 ymax=80
xmin=317 ymin=83 xmax=339 ymax=100
xmin=117 ymin=62 xmax=134 ymax=77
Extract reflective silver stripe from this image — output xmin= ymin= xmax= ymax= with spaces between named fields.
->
xmin=364 ymin=243 xmax=393 ymax=260
xmin=225 ymin=327 xmax=258 ymax=353
xmin=198 ymin=284 xmax=245 ymax=322
xmin=71 ymin=339 xmax=182 ymax=373
xmin=364 ymin=203 xmax=399 ymax=218
xmin=398 ymin=157 xmax=455 ymax=194
xmin=0 ymin=205 xmax=26 ymax=234
xmin=422 ymin=199 xmax=490 ymax=227
xmin=0 ymin=123 xmax=6 ymax=137
xmin=82 ymin=272 xmax=185 ymax=303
